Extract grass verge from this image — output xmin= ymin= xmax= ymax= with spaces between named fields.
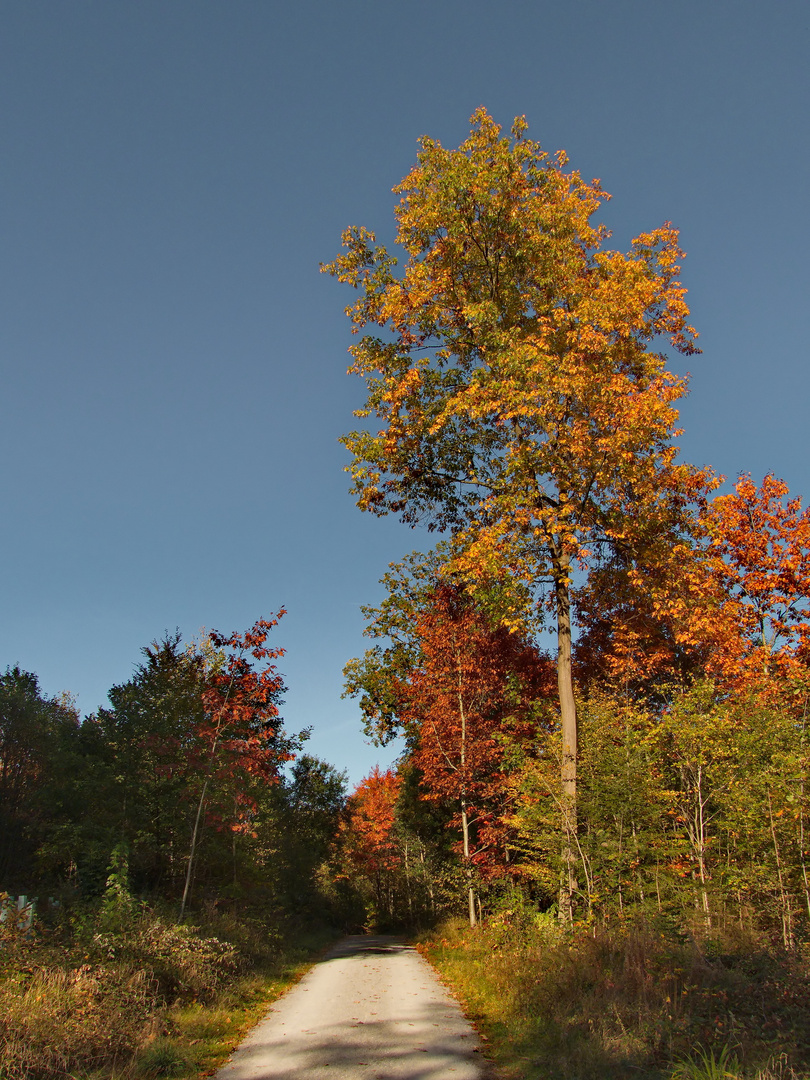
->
xmin=0 ymin=904 xmax=335 ymax=1080
xmin=134 ymin=927 xmax=335 ymax=1080
xmin=417 ymin=915 xmax=810 ymax=1080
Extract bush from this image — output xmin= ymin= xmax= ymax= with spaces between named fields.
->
xmin=91 ymin=914 xmax=244 ymax=1002
xmin=0 ymin=899 xmax=249 ymax=1079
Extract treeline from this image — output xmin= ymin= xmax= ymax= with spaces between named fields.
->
xmin=0 ymin=616 xmax=348 ymax=927
xmin=0 ymin=615 xmax=364 ymax=1078
xmin=335 ymin=472 xmax=810 ymax=945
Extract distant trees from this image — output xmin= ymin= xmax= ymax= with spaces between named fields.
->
xmin=0 ymin=618 xmax=354 ymax=934
xmin=0 ymin=667 xmax=79 ymax=890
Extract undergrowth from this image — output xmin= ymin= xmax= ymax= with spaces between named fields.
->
xmin=419 ymin=913 xmax=810 ymax=1080
xmin=0 ymin=895 xmax=333 ymax=1080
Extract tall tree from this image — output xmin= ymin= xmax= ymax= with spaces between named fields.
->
xmin=90 ymin=633 xmax=207 ymax=894
xmin=180 ymin=614 xmax=294 ymax=919
xmin=399 ymin=584 xmax=551 ymax=925
xmin=325 ymin=109 xmax=710 ymax=917
xmin=337 ymin=766 xmax=403 ymax=927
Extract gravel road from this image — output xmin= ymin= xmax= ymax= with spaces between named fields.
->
xmin=213 ymin=935 xmax=489 ymax=1080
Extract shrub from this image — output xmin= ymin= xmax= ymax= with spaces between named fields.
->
xmin=91 ymin=915 xmax=244 ymax=1002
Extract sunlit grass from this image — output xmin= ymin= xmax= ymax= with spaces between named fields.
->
xmin=419 ymin=916 xmax=810 ymax=1080
xmin=0 ymin=912 xmax=335 ymax=1080
xmin=134 ymin=929 xmax=335 ymax=1080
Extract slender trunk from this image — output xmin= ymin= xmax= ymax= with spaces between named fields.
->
xmin=178 ymin=655 xmax=242 ymax=922
xmin=800 ymin=708 xmax=810 ymax=920
xmin=404 ymin=838 xmax=413 ymax=921
xmin=554 ymin=553 xmax=578 ymax=923
xmin=421 ymin=845 xmax=436 ymax=915
xmin=632 ymin=819 xmax=645 ymax=905
xmin=179 ymin=774 xmax=210 ymax=922
xmin=461 ymin=797 xmax=476 ymax=927
xmin=768 ymin=790 xmax=793 ymax=949
xmin=456 ymin=638 xmax=477 ymax=928
xmin=696 ymin=764 xmax=711 ymax=925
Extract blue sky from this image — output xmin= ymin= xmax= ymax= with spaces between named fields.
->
xmin=1 ymin=0 xmax=807 ymax=785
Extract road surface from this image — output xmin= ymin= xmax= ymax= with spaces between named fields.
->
xmin=214 ymin=935 xmax=489 ymax=1080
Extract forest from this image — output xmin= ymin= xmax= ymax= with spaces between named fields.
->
xmin=4 ymin=109 xmax=810 ymax=1079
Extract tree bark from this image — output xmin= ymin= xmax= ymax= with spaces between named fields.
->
xmin=554 ymin=553 xmax=578 ymax=924
xmin=455 ymin=640 xmax=477 ymax=928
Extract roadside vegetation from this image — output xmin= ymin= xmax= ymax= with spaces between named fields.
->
xmin=0 ymin=625 xmax=353 ymax=1079
xmin=0 ymin=888 xmax=334 ymax=1080
xmin=420 ymin=915 xmax=810 ymax=1080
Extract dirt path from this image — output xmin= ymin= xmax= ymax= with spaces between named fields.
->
xmin=214 ymin=935 xmax=489 ymax=1080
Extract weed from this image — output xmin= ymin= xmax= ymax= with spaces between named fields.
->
xmin=136 ymin=1038 xmax=191 ymax=1077
xmin=670 ymin=1044 xmax=741 ymax=1080
xmin=420 ymin=917 xmax=810 ymax=1080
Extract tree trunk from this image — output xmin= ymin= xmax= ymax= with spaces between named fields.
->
xmin=179 ymin=774 xmax=210 ymax=922
xmin=456 ymin=639 xmax=477 ymax=928
xmin=554 ymin=555 xmax=578 ymax=924
xmin=461 ymin=798 xmax=477 ymax=928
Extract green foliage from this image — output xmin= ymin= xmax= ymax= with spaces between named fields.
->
xmin=0 ymin=665 xmax=80 ymax=891
xmin=90 ymin=916 xmax=243 ymax=1002
xmin=505 ymin=681 xmax=810 ymax=944
xmin=670 ymin=1045 xmax=741 ymax=1080
xmin=136 ymin=1038 xmax=191 ymax=1077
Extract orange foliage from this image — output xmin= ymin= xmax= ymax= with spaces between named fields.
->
xmin=339 ymin=766 xmax=403 ymax=880
xmin=577 ymin=474 xmax=810 ymax=695
xmin=704 ymin=473 xmax=810 ymax=685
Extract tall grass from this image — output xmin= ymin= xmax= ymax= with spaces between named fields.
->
xmin=0 ymin=899 xmax=331 ymax=1080
xmin=0 ymin=965 xmax=155 ymax=1080
xmin=419 ymin=915 xmax=810 ymax=1079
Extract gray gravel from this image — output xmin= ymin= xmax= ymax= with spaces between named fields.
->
xmin=214 ymin=935 xmax=489 ymax=1079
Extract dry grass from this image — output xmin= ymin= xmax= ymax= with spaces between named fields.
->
xmin=0 ymin=964 xmax=156 ymax=1080
xmin=419 ymin=916 xmax=810 ymax=1080
xmin=0 ymin=904 xmax=333 ymax=1080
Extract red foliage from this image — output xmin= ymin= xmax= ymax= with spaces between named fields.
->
xmin=200 ymin=613 xmax=292 ymax=834
xmin=340 ymin=766 xmax=402 ymax=879
xmin=399 ymin=585 xmax=553 ymax=875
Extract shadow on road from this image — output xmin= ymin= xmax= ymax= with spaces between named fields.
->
xmin=323 ymin=935 xmax=410 ymax=960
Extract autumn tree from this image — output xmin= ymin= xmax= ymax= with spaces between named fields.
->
xmin=576 ymin=473 xmax=810 ymax=696
xmin=399 ymin=583 xmax=551 ymax=925
xmin=343 ymin=547 xmax=448 ymax=748
xmin=704 ymin=473 xmax=810 ymax=685
xmin=325 ymin=109 xmax=710 ymax=918
xmin=336 ymin=766 xmax=403 ymax=927
xmin=179 ymin=614 xmax=297 ymax=919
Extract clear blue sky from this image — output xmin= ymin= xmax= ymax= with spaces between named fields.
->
xmin=1 ymin=0 xmax=807 ymax=784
